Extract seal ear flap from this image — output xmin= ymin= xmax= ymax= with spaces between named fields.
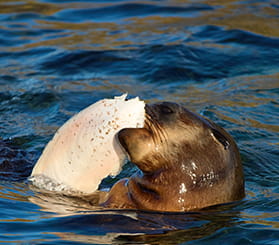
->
xmin=211 ymin=128 xmax=230 ymax=150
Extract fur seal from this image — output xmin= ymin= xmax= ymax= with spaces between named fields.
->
xmin=102 ymin=102 xmax=245 ymax=212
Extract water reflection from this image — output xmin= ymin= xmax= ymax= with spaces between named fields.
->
xmin=45 ymin=205 xmax=243 ymax=244
xmin=25 ymin=181 xmax=247 ymax=244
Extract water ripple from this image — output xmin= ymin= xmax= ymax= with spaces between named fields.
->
xmin=0 ymin=0 xmax=278 ymax=244
xmin=56 ymin=3 xmax=214 ymax=22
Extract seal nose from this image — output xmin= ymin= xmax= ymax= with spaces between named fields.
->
xmin=117 ymin=128 xmax=152 ymax=163
xmin=117 ymin=128 xmax=130 ymax=155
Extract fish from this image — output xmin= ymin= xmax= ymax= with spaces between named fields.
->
xmin=30 ymin=94 xmax=145 ymax=194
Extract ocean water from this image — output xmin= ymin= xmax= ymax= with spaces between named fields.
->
xmin=0 ymin=0 xmax=278 ymax=244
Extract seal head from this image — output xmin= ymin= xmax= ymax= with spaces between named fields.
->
xmin=103 ymin=102 xmax=245 ymax=212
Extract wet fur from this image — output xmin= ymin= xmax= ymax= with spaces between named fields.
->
xmin=102 ymin=102 xmax=245 ymax=212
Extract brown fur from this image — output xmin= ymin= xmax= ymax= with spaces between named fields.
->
xmin=101 ymin=102 xmax=245 ymax=212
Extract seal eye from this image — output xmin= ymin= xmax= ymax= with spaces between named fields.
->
xmin=160 ymin=105 xmax=174 ymax=114
xmin=211 ymin=129 xmax=230 ymax=150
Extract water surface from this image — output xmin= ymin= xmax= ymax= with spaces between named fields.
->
xmin=0 ymin=0 xmax=278 ymax=244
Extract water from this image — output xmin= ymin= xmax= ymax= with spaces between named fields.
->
xmin=0 ymin=0 xmax=278 ymax=244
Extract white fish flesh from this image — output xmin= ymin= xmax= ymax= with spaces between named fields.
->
xmin=30 ymin=94 xmax=145 ymax=194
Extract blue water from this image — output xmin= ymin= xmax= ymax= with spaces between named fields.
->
xmin=0 ymin=0 xmax=278 ymax=244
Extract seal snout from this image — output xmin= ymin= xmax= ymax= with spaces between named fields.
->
xmin=117 ymin=128 xmax=131 ymax=155
xmin=117 ymin=128 xmax=153 ymax=164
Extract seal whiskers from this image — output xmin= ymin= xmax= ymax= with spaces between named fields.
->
xmin=145 ymin=105 xmax=168 ymax=146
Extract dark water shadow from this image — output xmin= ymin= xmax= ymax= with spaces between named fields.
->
xmin=0 ymin=138 xmax=35 ymax=181
xmin=39 ymin=202 xmax=243 ymax=244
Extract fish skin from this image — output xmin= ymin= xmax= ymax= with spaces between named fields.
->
xmin=30 ymin=94 xmax=145 ymax=194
